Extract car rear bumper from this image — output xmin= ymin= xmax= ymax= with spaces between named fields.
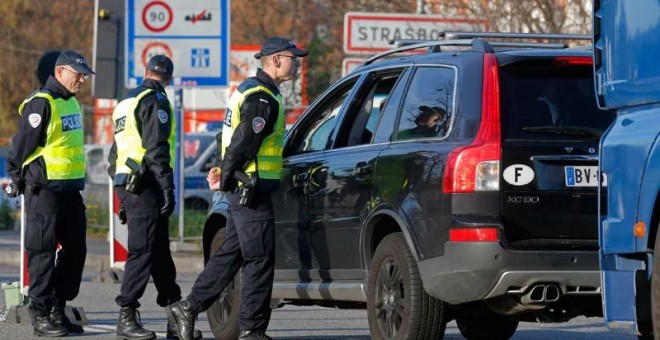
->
xmin=417 ymin=241 xmax=600 ymax=305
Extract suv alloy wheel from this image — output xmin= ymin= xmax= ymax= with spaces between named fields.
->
xmin=367 ymin=233 xmax=449 ymax=339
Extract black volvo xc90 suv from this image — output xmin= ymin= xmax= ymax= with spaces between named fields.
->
xmin=201 ymin=32 xmax=615 ymax=340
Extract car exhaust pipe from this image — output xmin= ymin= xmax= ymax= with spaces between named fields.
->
xmin=544 ymin=285 xmax=560 ymax=302
xmin=521 ymin=284 xmax=546 ymax=304
xmin=521 ymin=284 xmax=562 ymax=305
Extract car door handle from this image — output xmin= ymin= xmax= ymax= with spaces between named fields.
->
xmin=355 ymin=162 xmax=372 ymax=176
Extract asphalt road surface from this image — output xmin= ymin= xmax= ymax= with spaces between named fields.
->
xmin=0 ymin=265 xmax=638 ymax=340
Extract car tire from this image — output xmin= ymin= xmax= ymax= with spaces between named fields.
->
xmin=367 ymin=233 xmax=449 ymax=339
xmin=455 ymin=301 xmax=518 ymax=340
xmin=206 ymin=228 xmax=241 ymax=340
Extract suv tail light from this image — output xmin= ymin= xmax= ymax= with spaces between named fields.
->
xmin=449 ymin=228 xmax=500 ymax=242
xmin=443 ymin=53 xmax=501 ymax=193
xmin=552 ymin=56 xmax=593 ymax=66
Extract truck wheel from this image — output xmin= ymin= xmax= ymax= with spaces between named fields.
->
xmin=367 ymin=233 xmax=449 ymax=339
xmin=455 ymin=301 xmax=518 ymax=340
xmin=651 ymin=229 xmax=660 ymax=340
xmin=206 ymin=229 xmax=240 ymax=340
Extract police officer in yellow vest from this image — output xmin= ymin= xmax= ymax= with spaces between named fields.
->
xmin=167 ymin=37 xmax=308 ymax=340
xmin=5 ymin=50 xmax=93 ymax=337
xmin=108 ymin=55 xmax=200 ymax=340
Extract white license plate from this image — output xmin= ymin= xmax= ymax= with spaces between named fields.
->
xmin=564 ymin=166 xmax=607 ymax=187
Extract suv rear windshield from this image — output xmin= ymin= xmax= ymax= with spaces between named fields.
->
xmin=500 ymin=65 xmax=615 ymax=141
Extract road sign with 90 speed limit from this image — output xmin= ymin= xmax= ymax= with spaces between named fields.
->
xmin=141 ymin=1 xmax=172 ymax=33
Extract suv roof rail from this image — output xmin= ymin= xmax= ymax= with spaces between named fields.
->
xmin=441 ymin=31 xmax=591 ymax=41
xmin=364 ymin=31 xmax=590 ymax=66
xmin=365 ymin=38 xmax=566 ymax=66
xmin=392 ymin=39 xmax=567 ymax=50
xmin=365 ymin=39 xmax=472 ymax=65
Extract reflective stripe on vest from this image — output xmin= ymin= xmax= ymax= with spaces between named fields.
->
xmin=112 ymin=89 xmax=175 ymax=175
xmin=222 ymin=84 xmax=285 ymax=180
xmin=20 ymin=92 xmax=86 ymax=180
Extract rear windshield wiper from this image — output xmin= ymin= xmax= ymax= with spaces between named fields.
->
xmin=522 ymin=126 xmax=602 ymax=138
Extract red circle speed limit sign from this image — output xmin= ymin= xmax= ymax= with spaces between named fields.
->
xmin=142 ymin=1 xmax=173 ymax=33
xmin=141 ymin=41 xmax=173 ymax=67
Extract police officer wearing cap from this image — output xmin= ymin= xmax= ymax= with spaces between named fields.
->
xmin=167 ymin=36 xmax=308 ymax=340
xmin=5 ymin=50 xmax=93 ymax=337
xmin=108 ymin=55 xmax=201 ymax=340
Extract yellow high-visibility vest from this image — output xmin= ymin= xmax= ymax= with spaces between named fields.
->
xmin=222 ymin=83 xmax=285 ymax=180
xmin=20 ymin=92 xmax=86 ymax=180
xmin=112 ymin=89 xmax=175 ymax=175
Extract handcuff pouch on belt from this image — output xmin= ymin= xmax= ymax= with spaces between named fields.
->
xmin=125 ymin=158 xmax=146 ymax=194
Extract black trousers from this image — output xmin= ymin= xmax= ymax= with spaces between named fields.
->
xmin=115 ymin=181 xmax=181 ymax=308
xmin=188 ymin=191 xmax=275 ymax=332
xmin=25 ymin=188 xmax=86 ymax=316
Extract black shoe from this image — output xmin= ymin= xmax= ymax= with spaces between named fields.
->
xmin=239 ymin=329 xmax=273 ymax=340
xmin=116 ymin=306 xmax=156 ymax=340
xmin=165 ymin=301 xmax=198 ymax=340
xmin=50 ymin=306 xmax=84 ymax=334
xmin=166 ymin=319 xmax=203 ymax=339
xmin=33 ymin=315 xmax=67 ymax=337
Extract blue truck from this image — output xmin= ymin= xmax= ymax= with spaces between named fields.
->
xmin=594 ymin=0 xmax=660 ymax=337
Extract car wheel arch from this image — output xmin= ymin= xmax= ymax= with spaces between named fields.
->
xmin=202 ymin=212 xmax=228 ymax=264
xmin=361 ymin=207 xmax=423 ymax=268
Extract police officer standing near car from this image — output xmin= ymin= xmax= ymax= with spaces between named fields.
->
xmin=5 ymin=50 xmax=93 ymax=337
xmin=167 ymin=37 xmax=308 ymax=340
xmin=108 ymin=55 xmax=201 ymax=340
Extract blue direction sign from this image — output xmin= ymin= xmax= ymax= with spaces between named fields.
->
xmin=125 ymin=0 xmax=230 ymax=87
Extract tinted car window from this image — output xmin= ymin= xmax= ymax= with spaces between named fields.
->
xmin=500 ymin=66 xmax=615 ymax=141
xmin=396 ymin=67 xmax=455 ymax=140
xmin=295 ymin=91 xmax=347 ymax=154
xmin=337 ymin=71 xmax=403 ymax=148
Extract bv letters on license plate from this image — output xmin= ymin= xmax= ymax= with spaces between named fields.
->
xmin=565 ymin=166 xmax=606 ymax=187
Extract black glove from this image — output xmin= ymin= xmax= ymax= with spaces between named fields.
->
xmin=4 ymin=182 xmax=21 ymax=198
xmin=118 ymin=207 xmax=127 ymax=224
xmin=160 ymin=188 xmax=175 ymax=217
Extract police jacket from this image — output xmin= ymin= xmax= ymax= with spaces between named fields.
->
xmin=107 ymin=78 xmax=174 ymax=191
xmin=7 ymin=76 xmax=85 ymax=191
xmin=220 ymin=69 xmax=281 ymax=193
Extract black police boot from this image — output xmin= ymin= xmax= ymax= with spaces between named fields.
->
xmin=50 ymin=306 xmax=84 ymax=334
xmin=239 ymin=329 xmax=273 ymax=340
xmin=165 ymin=300 xmax=198 ymax=340
xmin=33 ymin=314 xmax=67 ymax=337
xmin=116 ymin=306 xmax=156 ymax=340
xmin=166 ymin=316 xmax=203 ymax=339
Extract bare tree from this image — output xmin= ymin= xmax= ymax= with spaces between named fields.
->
xmin=0 ymin=0 xmax=94 ymax=143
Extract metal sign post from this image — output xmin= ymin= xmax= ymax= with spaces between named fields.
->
xmin=174 ymin=88 xmax=184 ymax=242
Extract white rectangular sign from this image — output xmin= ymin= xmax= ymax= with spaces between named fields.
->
xmin=134 ymin=0 xmax=223 ymax=36
xmin=344 ymin=12 xmax=488 ymax=54
xmin=126 ymin=0 xmax=230 ymax=87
